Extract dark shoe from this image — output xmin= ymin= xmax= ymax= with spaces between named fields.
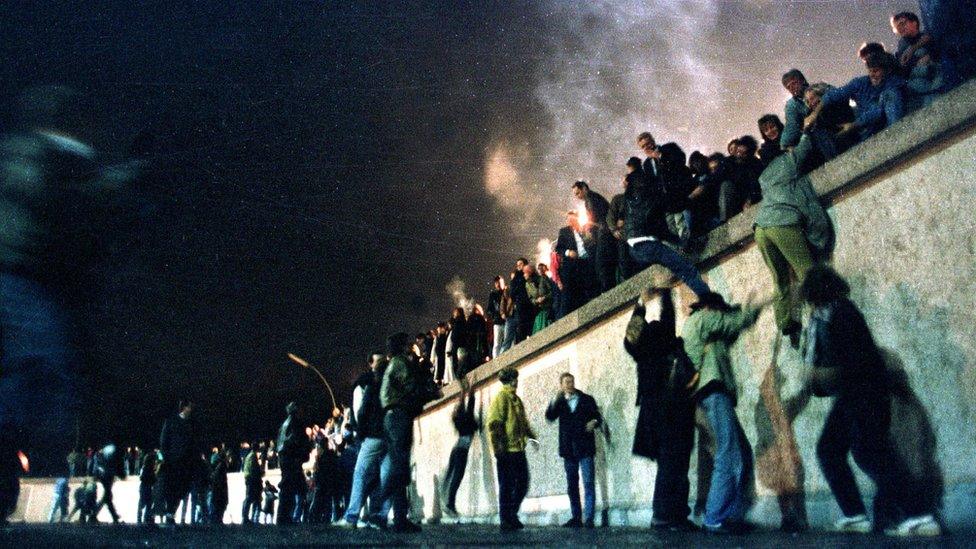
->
xmin=653 ymin=518 xmax=698 ymax=532
xmin=703 ymin=521 xmax=750 ymax=536
xmin=390 ymin=520 xmax=421 ymax=533
xmin=500 ymin=520 xmax=519 ymax=531
xmin=583 ymin=519 xmax=595 ymax=529
xmin=444 ymin=506 xmax=459 ymax=519
xmin=563 ymin=518 xmax=583 ymax=528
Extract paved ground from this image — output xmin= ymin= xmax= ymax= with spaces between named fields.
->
xmin=0 ymin=523 xmax=970 ymax=548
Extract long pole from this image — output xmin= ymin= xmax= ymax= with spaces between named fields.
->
xmin=287 ymin=353 xmax=338 ymax=412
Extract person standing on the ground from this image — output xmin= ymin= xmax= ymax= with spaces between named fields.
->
xmin=545 ymin=373 xmax=602 ymax=528
xmin=241 ymin=445 xmax=264 ymax=524
xmin=378 ymin=332 xmax=439 ymax=533
xmin=340 ymin=352 xmax=390 ymax=528
xmin=682 ymin=291 xmax=768 ymax=535
xmin=137 ymin=451 xmax=157 ymax=524
xmin=801 ymin=265 xmax=942 ymax=537
xmin=487 ymin=367 xmax=536 ymax=531
xmin=48 ymin=477 xmax=70 ymax=523
xmin=624 ymin=287 xmax=698 ymax=531
xmin=159 ymin=399 xmax=197 ymax=525
xmin=276 ymin=402 xmax=311 ymax=524
xmin=93 ymin=443 xmax=126 ymax=524
xmin=209 ymin=448 xmax=228 ymax=524
xmin=442 ymin=380 xmax=480 ymax=518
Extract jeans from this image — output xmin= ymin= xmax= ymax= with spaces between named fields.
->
xmin=243 ymin=479 xmax=262 ymax=522
xmin=563 ymin=456 xmax=595 ymax=523
xmin=443 ymin=436 xmax=472 ymax=510
xmin=96 ymin=478 xmax=120 ymax=523
xmin=492 ymin=325 xmax=505 ymax=358
xmin=344 ymin=437 xmax=389 ymax=523
xmin=48 ymin=493 xmax=69 ymax=523
xmin=499 ymin=317 xmax=518 ymax=354
xmin=379 ymin=408 xmax=414 ymax=524
xmin=496 ymin=451 xmax=529 ymax=525
xmin=0 ymin=273 xmax=77 ymax=477
xmin=699 ymin=391 xmax=754 ymax=527
xmin=628 ymin=240 xmax=710 ymax=297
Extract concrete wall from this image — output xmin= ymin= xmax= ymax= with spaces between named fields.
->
xmin=12 ymin=470 xmax=281 ymax=524
xmin=410 ymin=80 xmax=976 ymax=528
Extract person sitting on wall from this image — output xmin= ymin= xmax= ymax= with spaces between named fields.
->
xmin=487 ymin=367 xmax=536 ymax=531
xmin=544 ymin=372 xmax=602 ymax=529
xmin=817 ymin=52 xmax=906 ymax=143
xmin=891 ymin=10 xmax=944 ymax=110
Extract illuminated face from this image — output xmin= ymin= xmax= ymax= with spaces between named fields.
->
xmin=572 ymin=186 xmax=586 ymax=200
xmin=522 ymin=264 xmax=533 ymax=278
xmin=760 ymin=122 xmax=780 ymax=141
xmin=560 ymin=375 xmax=575 ymax=394
xmin=638 ymin=137 xmax=656 ymax=156
xmin=537 ymin=264 xmax=548 ymax=276
xmin=891 ymin=17 xmax=919 ymax=38
xmin=804 ymin=89 xmax=821 ymax=110
xmin=784 ymin=76 xmax=805 ymax=98
xmin=515 ymin=259 xmax=526 ymax=270
xmin=868 ymin=66 xmax=885 ymax=86
xmin=734 ymin=144 xmax=749 ymax=160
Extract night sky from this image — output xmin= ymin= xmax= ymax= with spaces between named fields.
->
xmin=0 ymin=0 xmax=913 ymax=449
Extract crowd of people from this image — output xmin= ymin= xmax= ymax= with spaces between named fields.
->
xmin=3 ymin=2 xmax=972 ymax=539
xmin=415 ymin=7 xmax=968 ymax=388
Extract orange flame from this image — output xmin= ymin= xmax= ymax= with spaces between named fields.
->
xmin=18 ymin=451 xmax=29 ymax=473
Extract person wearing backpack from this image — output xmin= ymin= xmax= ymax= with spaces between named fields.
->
xmin=624 ymin=287 xmax=697 ymax=531
xmin=682 ymin=291 xmax=769 ymax=535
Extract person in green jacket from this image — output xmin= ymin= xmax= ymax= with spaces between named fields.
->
xmin=487 ymin=367 xmax=536 ymax=531
xmin=525 ymin=263 xmax=553 ymax=334
xmin=682 ymin=291 xmax=769 ymax=535
xmin=754 ymin=119 xmax=835 ymax=347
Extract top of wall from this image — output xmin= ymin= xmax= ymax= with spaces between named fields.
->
xmin=422 ymin=78 xmax=976 ymax=414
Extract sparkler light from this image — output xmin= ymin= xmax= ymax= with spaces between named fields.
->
xmin=18 ymin=451 xmax=29 ymax=473
xmin=576 ymin=203 xmax=590 ymax=228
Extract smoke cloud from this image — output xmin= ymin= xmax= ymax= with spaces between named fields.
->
xmin=445 ymin=276 xmax=475 ymax=314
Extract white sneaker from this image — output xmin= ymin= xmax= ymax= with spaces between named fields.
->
xmin=884 ymin=514 xmax=942 ymax=537
xmin=833 ymin=514 xmax=871 ymax=533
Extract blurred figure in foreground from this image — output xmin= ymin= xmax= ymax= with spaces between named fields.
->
xmin=0 ymin=86 xmax=144 ymax=523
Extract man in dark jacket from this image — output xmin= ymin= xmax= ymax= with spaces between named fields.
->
xmin=276 ymin=401 xmax=311 ymax=524
xmin=378 ymin=332 xmax=438 ymax=533
xmin=209 ymin=449 xmax=228 ymax=524
xmin=572 ymin=181 xmax=616 ymax=293
xmin=555 ymin=212 xmax=597 ymax=315
xmin=624 ymin=155 xmax=710 ymax=298
xmin=624 ymin=288 xmax=696 ymax=531
xmin=509 ymin=258 xmax=534 ymax=344
xmin=545 ymin=373 xmax=603 ymax=528
xmin=241 ymin=444 xmax=263 ymax=523
xmin=159 ymin=399 xmax=197 ymax=525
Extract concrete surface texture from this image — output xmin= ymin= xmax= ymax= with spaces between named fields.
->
xmin=2 ymin=523 xmax=974 ymax=548
xmin=409 ymin=79 xmax=976 ymax=529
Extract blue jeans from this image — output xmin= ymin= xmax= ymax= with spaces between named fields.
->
xmin=499 ymin=317 xmax=518 ymax=354
xmin=699 ymin=391 xmax=754 ymax=527
xmin=628 ymin=240 xmax=710 ymax=297
xmin=344 ymin=437 xmax=389 ymax=523
xmin=564 ymin=456 xmax=595 ymax=523
xmin=0 ymin=273 xmax=77 ymax=477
